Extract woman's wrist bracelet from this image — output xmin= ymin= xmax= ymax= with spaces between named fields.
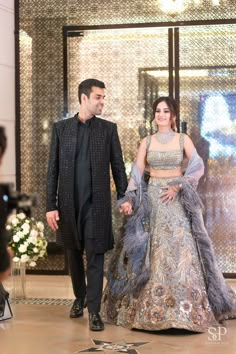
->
xmin=171 ymin=184 xmax=182 ymax=193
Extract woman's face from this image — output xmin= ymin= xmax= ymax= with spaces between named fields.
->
xmin=155 ymin=101 xmax=175 ymax=129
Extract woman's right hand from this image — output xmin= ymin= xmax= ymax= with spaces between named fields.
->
xmin=119 ymin=201 xmax=133 ymax=216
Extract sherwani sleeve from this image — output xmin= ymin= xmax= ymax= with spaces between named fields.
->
xmin=46 ymin=123 xmax=59 ymax=211
xmin=110 ymin=124 xmax=128 ymax=200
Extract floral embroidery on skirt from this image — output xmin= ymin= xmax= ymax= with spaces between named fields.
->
xmin=101 ymin=177 xmax=220 ymax=332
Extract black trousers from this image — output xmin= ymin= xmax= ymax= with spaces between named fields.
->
xmin=67 ymin=214 xmax=104 ymax=313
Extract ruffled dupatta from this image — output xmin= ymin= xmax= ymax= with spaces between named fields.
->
xmin=107 ymin=163 xmax=151 ymax=298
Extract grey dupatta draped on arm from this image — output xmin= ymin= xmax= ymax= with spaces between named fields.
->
xmin=107 ymin=149 xmax=236 ymax=318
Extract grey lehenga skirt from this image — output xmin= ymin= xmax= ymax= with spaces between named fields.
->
xmin=101 ymin=176 xmax=219 ymax=332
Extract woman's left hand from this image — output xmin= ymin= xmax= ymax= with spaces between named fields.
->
xmin=160 ymin=185 xmax=179 ymax=204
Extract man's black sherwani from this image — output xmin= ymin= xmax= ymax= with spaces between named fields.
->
xmin=46 ymin=114 xmax=127 ymax=254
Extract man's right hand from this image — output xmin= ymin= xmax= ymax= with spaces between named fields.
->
xmin=46 ymin=210 xmax=60 ymax=231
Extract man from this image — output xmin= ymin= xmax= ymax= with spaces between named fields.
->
xmin=46 ymin=79 xmax=127 ymax=331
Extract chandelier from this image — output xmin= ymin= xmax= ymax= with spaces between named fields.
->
xmin=159 ymin=0 xmax=222 ymax=16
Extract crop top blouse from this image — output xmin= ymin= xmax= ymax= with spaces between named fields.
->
xmin=146 ymin=133 xmax=184 ymax=170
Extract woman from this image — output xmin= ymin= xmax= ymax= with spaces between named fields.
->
xmin=101 ymin=97 xmax=236 ymax=332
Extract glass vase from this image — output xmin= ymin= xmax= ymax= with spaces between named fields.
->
xmin=11 ymin=261 xmax=27 ymax=299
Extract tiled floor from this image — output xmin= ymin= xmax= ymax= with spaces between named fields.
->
xmin=1 ymin=276 xmax=236 ymax=354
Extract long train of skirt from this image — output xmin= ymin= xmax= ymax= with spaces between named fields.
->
xmin=101 ymin=177 xmax=222 ymax=332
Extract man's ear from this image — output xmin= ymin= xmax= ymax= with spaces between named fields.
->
xmin=81 ymin=93 xmax=88 ymax=104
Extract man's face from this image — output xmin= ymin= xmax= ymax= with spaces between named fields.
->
xmin=84 ymin=86 xmax=105 ymax=116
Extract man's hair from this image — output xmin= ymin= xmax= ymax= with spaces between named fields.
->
xmin=0 ymin=127 xmax=7 ymax=159
xmin=78 ymin=79 xmax=106 ymax=104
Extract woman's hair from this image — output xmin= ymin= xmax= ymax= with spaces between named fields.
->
xmin=152 ymin=96 xmax=178 ymax=131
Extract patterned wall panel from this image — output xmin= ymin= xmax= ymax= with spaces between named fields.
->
xmin=68 ymin=28 xmax=169 ymax=153
xmin=18 ymin=0 xmax=236 ymax=272
xmin=178 ymin=25 xmax=236 ymax=273
xmin=19 ymin=17 xmax=66 ymax=272
xmin=19 ymin=0 xmax=236 ymax=23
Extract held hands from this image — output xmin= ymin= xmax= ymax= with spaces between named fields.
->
xmin=119 ymin=201 xmax=133 ymax=216
xmin=160 ymin=184 xmax=181 ymax=204
xmin=46 ymin=210 xmax=60 ymax=231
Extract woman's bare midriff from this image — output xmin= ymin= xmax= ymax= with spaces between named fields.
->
xmin=149 ymin=167 xmax=182 ymax=178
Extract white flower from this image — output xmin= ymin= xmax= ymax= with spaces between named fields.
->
xmin=28 ymin=236 xmax=37 ymax=245
xmin=16 ymin=231 xmax=25 ymax=239
xmin=8 ymin=216 xmax=47 ymax=266
xmin=17 ymin=212 xmax=26 ymax=220
xmin=36 ymin=222 xmax=44 ymax=232
xmin=30 ymin=229 xmax=38 ymax=238
xmin=20 ymin=254 xmax=30 ymax=263
xmin=22 ymin=223 xmax=30 ymax=235
xmin=19 ymin=244 xmax=27 ymax=253
xmin=11 ymin=218 xmax=19 ymax=226
xmin=37 ymin=239 xmax=43 ymax=247
xmin=13 ymin=234 xmax=20 ymax=243
xmin=24 ymin=240 xmax=29 ymax=247
xmin=6 ymin=224 xmax=11 ymax=231
xmin=39 ymin=250 xmax=45 ymax=257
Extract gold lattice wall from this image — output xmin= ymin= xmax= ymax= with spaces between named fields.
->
xmin=18 ymin=0 xmax=236 ymax=273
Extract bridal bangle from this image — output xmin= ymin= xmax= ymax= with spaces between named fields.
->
xmin=171 ymin=184 xmax=182 ymax=193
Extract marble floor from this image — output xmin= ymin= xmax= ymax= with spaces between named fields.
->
xmin=0 ymin=276 xmax=236 ymax=354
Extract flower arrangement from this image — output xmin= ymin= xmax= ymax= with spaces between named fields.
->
xmin=7 ymin=212 xmax=47 ymax=267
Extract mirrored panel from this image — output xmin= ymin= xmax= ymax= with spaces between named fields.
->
xmin=179 ymin=25 xmax=236 ymax=273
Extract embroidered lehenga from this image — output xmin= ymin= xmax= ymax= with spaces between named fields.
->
xmin=101 ymin=134 xmax=236 ymax=332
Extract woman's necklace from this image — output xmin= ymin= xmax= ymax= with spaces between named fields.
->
xmin=155 ymin=130 xmax=175 ymax=144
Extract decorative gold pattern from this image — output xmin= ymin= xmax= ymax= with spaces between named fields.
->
xmin=19 ymin=0 xmax=236 ymax=23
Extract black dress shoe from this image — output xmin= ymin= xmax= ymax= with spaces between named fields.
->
xmin=89 ymin=312 xmax=104 ymax=331
xmin=70 ymin=298 xmax=85 ymax=318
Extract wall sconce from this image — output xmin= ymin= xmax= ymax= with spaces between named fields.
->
xmin=159 ymin=0 xmax=189 ymax=16
xmin=159 ymin=0 xmax=222 ymax=16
